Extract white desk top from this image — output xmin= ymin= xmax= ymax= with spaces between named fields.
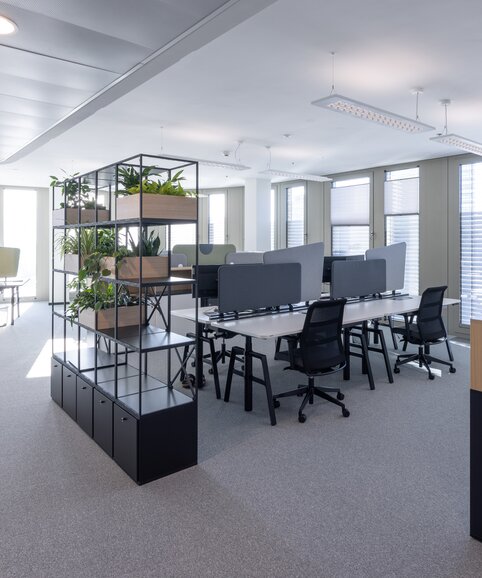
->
xmin=172 ymin=296 xmax=460 ymax=340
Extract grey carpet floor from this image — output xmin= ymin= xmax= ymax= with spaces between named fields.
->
xmin=1 ymin=302 xmax=482 ymax=578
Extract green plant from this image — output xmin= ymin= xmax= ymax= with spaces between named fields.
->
xmin=55 ymin=228 xmax=116 ymax=257
xmin=50 ymin=170 xmax=106 ymax=209
xmin=128 ymin=230 xmax=161 ymax=257
xmin=67 ymin=279 xmax=133 ymax=321
xmin=126 ymin=170 xmax=192 ymax=197
xmin=117 ymin=165 xmax=155 ymax=193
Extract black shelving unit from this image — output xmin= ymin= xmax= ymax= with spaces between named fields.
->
xmin=51 ymin=153 xmax=200 ymax=484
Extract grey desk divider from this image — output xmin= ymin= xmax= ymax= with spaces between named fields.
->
xmin=331 ymin=259 xmax=386 ymax=299
xmin=218 ymin=263 xmax=301 ymax=314
xmin=365 ymin=242 xmax=406 ymax=292
xmin=225 ymin=251 xmax=264 ymax=264
xmin=263 ymin=242 xmax=324 ymax=302
xmin=172 ymin=244 xmax=236 ymax=266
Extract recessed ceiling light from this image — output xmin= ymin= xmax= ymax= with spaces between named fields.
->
xmin=0 ymin=15 xmax=18 ymax=35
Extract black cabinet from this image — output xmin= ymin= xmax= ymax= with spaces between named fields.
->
xmin=62 ymin=366 xmax=76 ymax=420
xmin=76 ymin=376 xmax=93 ymax=437
xmin=113 ymin=405 xmax=138 ymax=481
xmin=51 ymin=359 xmax=62 ymax=406
xmin=93 ymin=389 xmax=113 ymax=456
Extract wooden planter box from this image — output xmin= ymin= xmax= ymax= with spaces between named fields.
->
xmin=53 ymin=208 xmax=110 ymax=225
xmin=116 ymin=194 xmax=197 ymax=221
xmin=79 ymin=305 xmax=143 ymax=330
xmin=101 ymin=256 xmax=169 ymax=281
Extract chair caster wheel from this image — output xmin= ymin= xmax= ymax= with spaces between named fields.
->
xmin=191 ymin=362 xmax=196 ymax=368
xmin=337 ymin=392 xmax=344 ymax=401
xmin=342 ymin=408 xmax=350 ymax=418
xmin=273 ymin=399 xmax=280 ymax=409
xmin=181 ymin=373 xmax=195 ymax=388
xmin=208 ymin=368 xmax=214 ymax=375
xmin=298 ymin=413 xmax=306 ymax=423
xmin=449 ymin=367 xmax=456 ymax=374
xmin=428 ymin=374 xmax=435 ymax=380
xmin=394 ymin=367 xmax=400 ymax=374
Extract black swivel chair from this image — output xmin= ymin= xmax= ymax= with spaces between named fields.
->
xmin=393 ymin=285 xmax=455 ymax=380
xmin=273 ymin=299 xmax=350 ymax=423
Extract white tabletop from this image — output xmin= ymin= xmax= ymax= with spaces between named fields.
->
xmin=172 ymin=296 xmax=460 ymax=340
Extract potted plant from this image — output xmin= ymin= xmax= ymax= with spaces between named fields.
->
xmin=56 ymin=228 xmax=115 ymax=273
xmin=51 ymin=170 xmax=110 ymax=224
xmin=116 ymin=169 xmax=197 ymax=221
xmin=67 ymin=254 xmax=142 ymax=330
xmin=102 ymin=230 xmax=168 ymax=281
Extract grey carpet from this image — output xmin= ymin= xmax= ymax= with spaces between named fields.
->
xmin=1 ymin=302 xmax=482 ymax=577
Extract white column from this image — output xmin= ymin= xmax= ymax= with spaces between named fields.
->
xmin=243 ymin=177 xmax=271 ymax=251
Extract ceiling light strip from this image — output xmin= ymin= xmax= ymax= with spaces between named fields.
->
xmin=260 ymin=169 xmax=331 ymax=182
xmin=312 ymin=93 xmax=435 ymax=133
xmin=430 ymin=133 xmax=482 ymax=157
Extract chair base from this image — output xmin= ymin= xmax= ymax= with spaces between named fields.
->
xmin=273 ymin=377 xmax=349 ymax=423
xmin=394 ymin=343 xmax=455 ymax=380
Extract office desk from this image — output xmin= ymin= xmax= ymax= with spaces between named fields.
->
xmin=0 ymin=279 xmax=28 ymax=326
xmin=173 ymin=296 xmax=460 ymax=420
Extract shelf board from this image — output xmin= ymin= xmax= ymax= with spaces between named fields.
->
xmin=96 ymin=374 xmax=168 ymax=401
xmin=98 ymin=326 xmax=195 ymax=352
xmin=58 ymin=348 xmax=117 ymax=371
xmin=53 ymin=218 xmax=197 ymax=228
xmin=81 ymin=363 xmax=139 ymax=385
xmin=117 ymin=385 xmax=194 ymax=418
xmin=98 ymin=275 xmax=195 ymax=288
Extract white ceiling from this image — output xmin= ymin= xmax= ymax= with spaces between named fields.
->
xmin=1 ymin=0 xmax=482 ymax=188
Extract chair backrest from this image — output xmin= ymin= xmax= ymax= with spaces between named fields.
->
xmin=416 ymin=285 xmax=447 ymax=342
xmin=0 ymin=247 xmax=20 ymax=279
xmin=300 ymin=299 xmax=346 ymax=373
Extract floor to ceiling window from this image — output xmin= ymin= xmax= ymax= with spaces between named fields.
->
xmin=331 ymin=177 xmax=371 ymax=256
xmin=286 ymin=184 xmax=305 ymax=247
xmin=384 ymin=167 xmax=419 ymax=295
xmin=208 ymin=192 xmax=226 ymax=244
xmin=460 ymin=162 xmax=482 ymax=325
xmin=3 ymin=188 xmax=37 ymax=298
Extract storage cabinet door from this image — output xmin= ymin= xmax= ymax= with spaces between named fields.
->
xmin=93 ymin=390 xmax=113 ymax=456
xmin=76 ymin=376 xmax=93 ymax=437
xmin=51 ymin=359 xmax=62 ymax=406
xmin=62 ymin=366 xmax=76 ymax=420
xmin=113 ymin=405 xmax=138 ymax=482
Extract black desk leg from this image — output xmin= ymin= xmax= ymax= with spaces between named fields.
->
xmin=16 ymin=286 xmax=19 ymax=319
xmin=244 ymin=336 xmax=253 ymax=412
xmin=343 ymin=328 xmax=351 ymax=381
xmin=10 ymin=287 xmax=15 ymax=325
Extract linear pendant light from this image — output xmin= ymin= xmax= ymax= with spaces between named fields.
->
xmin=260 ymin=169 xmax=331 ymax=182
xmin=430 ymin=133 xmax=482 ymax=156
xmin=429 ymin=99 xmax=482 ymax=156
xmin=312 ymin=93 xmax=435 ymax=133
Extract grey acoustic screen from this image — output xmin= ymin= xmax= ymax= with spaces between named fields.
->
xmin=218 ymin=263 xmax=301 ymax=313
xmin=263 ymin=242 xmax=324 ymax=301
xmin=365 ymin=242 xmax=406 ymax=292
xmin=331 ymin=259 xmax=386 ymax=299
xmin=225 ymin=251 xmax=264 ymax=264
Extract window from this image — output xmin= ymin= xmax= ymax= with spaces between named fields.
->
xmin=270 ymin=187 xmax=276 ymax=250
xmin=169 ymin=224 xmax=196 ymax=249
xmin=385 ymin=167 xmax=419 ymax=294
xmin=286 ymin=184 xmax=305 ymax=247
xmin=208 ymin=193 xmax=226 ymax=244
xmin=331 ymin=177 xmax=370 ymax=256
xmin=460 ymin=162 xmax=482 ymax=325
xmin=3 ymin=188 xmax=37 ymax=298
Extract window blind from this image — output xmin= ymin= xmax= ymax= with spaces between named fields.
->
xmin=384 ymin=169 xmax=419 ymax=295
xmin=331 ymin=177 xmax=370 ymax=255
xmin=287 ymin=185 xmax=305 ymax=247
xmin=208 ymin=193 xmax=226 ymax=244
xmin=460 ymin=163 xmax=482 ymax=325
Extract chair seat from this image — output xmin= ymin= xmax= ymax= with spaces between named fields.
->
xmin=407 ymin=324 xmax=446 ymax=345
xmin=291 ymin=349 xmax=345 ymax=375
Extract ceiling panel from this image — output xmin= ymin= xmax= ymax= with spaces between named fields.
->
xmin=0 ymin=45 xmax=118 ymax=91
xmin=2 ymin=0 xmax=231 ymax=50
xmin=0 ymin=94 xmax=72 ymax=119
xmin=0 ymin=72 xmax=93 ymax=108
xmin=0 ymin=111 xmax=53 ymax=131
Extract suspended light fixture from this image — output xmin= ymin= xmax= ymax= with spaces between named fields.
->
xmin=259 ymin=146 xmax=331 ymax=182
xmin=430 ymin=99 xmax=482 ymax=156
xmin=0 ymin=15 xmax=17 ymax=34
xmin=311 ymin=53 xmax=435 ymax=133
